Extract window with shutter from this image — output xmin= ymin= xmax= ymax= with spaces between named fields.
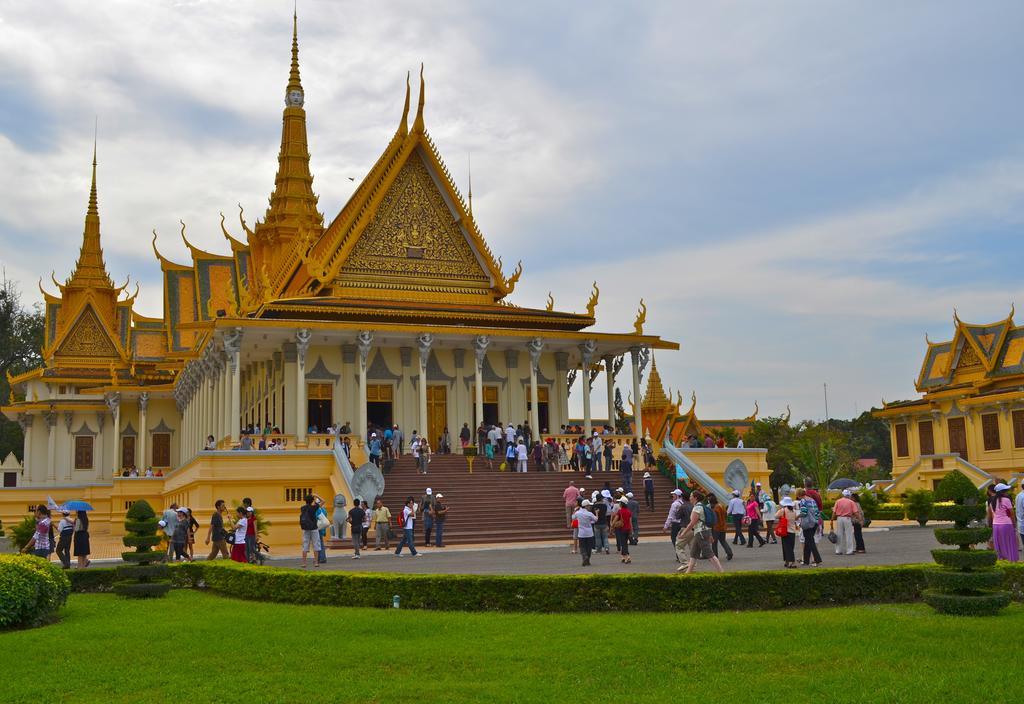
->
xmin=982 ymin=413 xmax=1001 ymax=451
xmin=895 ymin=423 xmax=909 ymax=457
xmin=918 ymin=420 xmax=934 ymax=455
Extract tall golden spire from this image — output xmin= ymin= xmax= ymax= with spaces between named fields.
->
xmin=641 ymin=354 xmax=670 ymax=411
xmin=66 ymin=133 xmax=114 ymax=290
xmin=257 ymin=8 xmax=323 ymax=236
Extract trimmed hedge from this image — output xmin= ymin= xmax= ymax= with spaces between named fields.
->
xmin=64 ymin=561 xmax=1024 ymax=613
xmin=934 ymin=527 xmax=991 ymax=547
xmin=922 ymin=589 xmax=1011 ymax=616
xmin=925 ymin=569 xmax=1005 ymax=592
xmin=0 ymin=554 xmax=71 ymax=629
xmin=932 ymin=504 xmax=985 ymax=525
xmin=932 ymin=549 xmax=997 ymax=571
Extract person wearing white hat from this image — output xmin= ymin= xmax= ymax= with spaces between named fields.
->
xmin=171 ymin=507 xmax=191 ymax=563
xmin=830 ymin=489 xmax=858 ymax=556
xmin=594 ymin=491 xmax=612 ymax=554
xmin=573 ymin=499 xmax=598 ymax=566
xmin=726 ymin=490 xmax=746 ymax=545
xmin=55 ymin=509 xmax=74 ymax=569
xmin=990 ymin=482 xmax=1019 ymax=561
xmin=663 ymin=488 xmax=691 ymax=561
xmin=613 ymin=496 xmax=633 ymax=563
xmin=676 ymin=490 xmax=724 ymax=574
xmin=643 ymin=472 xmax=655 ymax=511
xmin=776 ymin=497 xmax=799 ymax=568
xmin=625 ymin=492 xmax=640 ymax=544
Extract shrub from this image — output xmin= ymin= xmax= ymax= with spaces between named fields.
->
xmin=904 ymin=490 xmax=934 ymax=526
xmin=932 ymin=504 xmax=985 ymax=526
xmin=0 ymin=554 xmax=71 ymax=628
xmin=934 ymin=470 xmax=982 ymax=505
xmin=934 ymin=527 xmax=991 ymax=547
xmin=113 ymin=500 xmax=170 ymax=599
xmin=855 ymin=491 xmax=879 ymax=522
xmin=9 ymin=516 xmax=36 ymax=551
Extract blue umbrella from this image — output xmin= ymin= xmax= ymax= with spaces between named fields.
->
xmin=61 ymin=500 xmax=94 ymax=511
xmin=827 ymin=478 xmax=860 ymax=491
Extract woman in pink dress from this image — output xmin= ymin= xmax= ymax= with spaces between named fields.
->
xmin=988 ymin=482 xmax=1018 ymax=562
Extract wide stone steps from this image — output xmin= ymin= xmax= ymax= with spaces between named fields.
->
xmin=329 ymin=455 xmax=680 ymax=546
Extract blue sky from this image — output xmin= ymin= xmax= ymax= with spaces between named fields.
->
xmin=1 ymin=1 xmax=1023 ymax=422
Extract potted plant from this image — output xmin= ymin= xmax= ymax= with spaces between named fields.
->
xmin=904 ymin=489 xmax=934 ymax=526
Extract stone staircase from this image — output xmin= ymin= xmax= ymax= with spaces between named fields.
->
xmin=331 ymin=453 xmax=680 ymax=546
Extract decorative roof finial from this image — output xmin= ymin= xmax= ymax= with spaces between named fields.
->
xmin=399 ymin=71 xmax=410 ymax=135
xmin=467 ymin=152 xmax=473 ymax=216
xmin=545 ymin=292 xmax=554 ymax=312
xmin=285 ymin=4 xmax=304 ymax=106
xmin=88 ymin=117 xmax=98 ymax=217
xmin=412 ymin=63 xmax=426 ymax=134
xmin=633 ymin=299 xmax=647 ymax=335
xmin=585 ymin=281 xmax=599 ymax=318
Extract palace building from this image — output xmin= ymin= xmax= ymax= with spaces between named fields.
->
xmin=0 ymin=12 xmax=677 ymax=510
xmin=875 ymin=309 xmax=1024 ymax=493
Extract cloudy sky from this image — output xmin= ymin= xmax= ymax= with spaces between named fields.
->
xmin=2 ymin=1 xmax=1023 ymax=423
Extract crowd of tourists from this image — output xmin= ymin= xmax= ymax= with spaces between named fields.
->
xmin=20 ymin=504 xmax=91 ymax=568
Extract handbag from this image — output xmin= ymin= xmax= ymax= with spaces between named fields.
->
xmin=742 ymin=516 xmax=751 ymax=526
xmin=826 ymin=530 xmax=838 ymax=544
xmin=610 ymin=514 xmax=623 ymax=531
xmin=316 ymin=513 xmax=330 ymax=531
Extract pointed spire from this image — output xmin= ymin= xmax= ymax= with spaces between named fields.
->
xmin=287 ymin=4 xmax=303 ymax=98
xmin=65 ymin=128 xmax=114 ymax=290
xmin=399 ymin=71 xmax=410 ymax=135
xmin=412 ymin=63 xmax=426 ymax=134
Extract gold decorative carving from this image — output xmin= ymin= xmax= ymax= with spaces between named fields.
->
xmin=586 ymin=281 xmax=600 ymax=318
xmin=338 ymin=152 xmax=490 ymax=285
xmin=545 ymin=292 xmax=554 ymax=312
xmin=957 ymin=344 xmax=982 ymax=370
xmin=633 ymin=299 xmax=647 ymax=335
xmin=56 ymin=306 xmax=118 ymax=358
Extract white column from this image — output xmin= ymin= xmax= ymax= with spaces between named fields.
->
xmin=357 ymin=331 xmax=373 ymax=438
xmin=45 ymin=411 xmax=57 ymax=483
xmin=417 ymin=333 xmax=433 ymax=442
xmin=528 ymin=338 xmax=544 ymax=441
xmin=138 ymin=392 xmax=149 ymax=469
xmin=473 ymin=335 xmax=489 ymax=430
xmin=92 ymin=412 xmax=103 ymax=480
xmin=111 ymin=395 xmax=121 ymax=472
xmin=296 ymin=328 xmax=311 ymax=444
xmin=603 ymin=355 xmax=616 ymax=432
xmin=225 ymin=328 xmax=243 ymax=443
xmin=221 ymin=356 xmax=231 ymax=440
xmin=630 ymin=346 xmax=644 ymax=442
xmin=579 ymin=340 xmax=596 ymax=437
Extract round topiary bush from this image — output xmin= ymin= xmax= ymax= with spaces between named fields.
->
xmin=0 ymin=553 xmax=71 ymax=629
xmin=924 ymin=470 xmax=1008 ymax=616
xmin=113 ymin=500 xmax=170 ymax=599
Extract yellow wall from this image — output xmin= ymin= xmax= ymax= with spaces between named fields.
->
xmin=677 ymin=448 xmax=771 ymax=490
xmin=0 ymin=450 xmax=351 ymax=551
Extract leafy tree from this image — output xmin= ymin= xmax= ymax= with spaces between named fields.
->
xmin=0 ymin=275 xmax=45 ymax=462
xmin=613 ymin=387 xmax=631 ymax=434
xmin=790 ymin=425 xmax=856 ymax=492
xmin=744 ymin=415 xmax=800 ymax=489
xmin=715 ymin=426 xmax=740 ymax=447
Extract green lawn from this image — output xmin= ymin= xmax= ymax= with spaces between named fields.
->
xmin=3 ymin=592 xmax=1023 ymax=703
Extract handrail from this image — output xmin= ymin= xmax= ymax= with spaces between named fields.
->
xmin=332 ymin=438 xmax=357 ymax=497
xmin=661 ymin=439 xmax=732 ymax=504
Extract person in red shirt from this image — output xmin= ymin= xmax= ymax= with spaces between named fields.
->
xmin=614 ymin=496 xmax=633 ymax=564
xmin=803 ymin=478 xmax=823 ymax=510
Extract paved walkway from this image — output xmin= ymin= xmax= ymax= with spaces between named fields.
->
xmin=266 ymin=526 xmax=945 ymax=575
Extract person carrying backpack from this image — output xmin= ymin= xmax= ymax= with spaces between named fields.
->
xmin=797 ymin=489 xmax=823 ymax=566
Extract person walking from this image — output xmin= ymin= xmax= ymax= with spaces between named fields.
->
xmin=171 ymin=507 xmax=190 ymax=562
xmin=776 ymin=497 xmax=799 ymax=568
xmin=372 ymin=498 xmax=392 ymax=551
xmin=676 ymin=491 xmax=724 ymax=574
xmin=394 ymin=497 xmax=419 ymax=557
xmin=347 ymin=499 xmax=366 ymax=559
xmin=299 ymin=494 xmax=322 ymax=569
xmin=798 ymin=489 xmax=823 ymax=567
xmin=516 ymin=438 xmax=529 ymax=473
xmin=707 ymin=494 xmax=733 ymax=561
xmin=460 ymin=422 xmax=471 ymax=450
xmin=205 ymin=500 xmax=230 ymax=559
xmin=989 ymin=482 xmax=1019 ymax=562
xmin=851 ymin=493 xmax=867 ymax=553
xmin=592 ymin=433 xmax=604 ymax=473
xmin=745 ymin=494 xmax=766 ymax=548
xmin=421 ymin=488 xmax=435 ymax=546
xmin=762 ymin=494 xmax=778 ymax=545
xmin=573 ymin=499 xmax=598 ymax=566
xmin=55 ymin=509 xmax=73 ymax=569
xmin=727 ymin=490 xmax=746 ymax=545
xmin=619 ymin=441 xmax=634 ymax=492
xmin=1016 ymin=486 xmax=1024 ymax=554
xmin=643 ymin=472 xmax=655 ymax=511
xmin=563 ymin=481 xmax=581 ymax=528
xmin=830 ymin=489 xmax=857 ymax=556
xmin=243 ymin=501 xmax=258 ymax=563
xmin=73 ymin=509 xmax=91 ymax=568
xmin=230 ymin=506 xmax=248 ymax=563
xmin=594 ymin=491 xmax=611 ymax=555
xmin=626 ymin=492 xmax=641 ymax=545
xmin=21 ymin=505 xmax=52 ymax=559
xmin=663 ymin=488 xmax=688 ymax=556
xmin=162 ymin=502 xmax=179 ymax=558
xmin=432 ymin=493 xmax=448 ymax=547
xmin=315 ymin=497 xmax=329 ymax=564
xmin=613 ymin=496 xmax=633 ymax=563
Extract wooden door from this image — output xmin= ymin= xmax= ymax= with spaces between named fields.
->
xmin=152 ymin=433 xmax=171 ymax=468
xmin=947 ymin=417 xmax=968 ymax=460
xmin=427 ymin=385 xmax=447 ymax=448
xmin=121 ymin=436 xmax=136 ymax=470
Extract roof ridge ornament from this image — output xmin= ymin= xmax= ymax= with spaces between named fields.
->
xmin=633 ymin=299 xmax=647 ymax=335
xmin=399 ymin=71 xmax=410 ymax=136
xmin=585 ymin=281 xmax=599 ymax=318
xmin=412 ymin=63 xmax=426 ymax=135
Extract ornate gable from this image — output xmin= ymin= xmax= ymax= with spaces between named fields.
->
xmin=336 ymin=149 xmax=492 ymax=295
xmin=56 ymin=305 xmax=120 ymax=359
